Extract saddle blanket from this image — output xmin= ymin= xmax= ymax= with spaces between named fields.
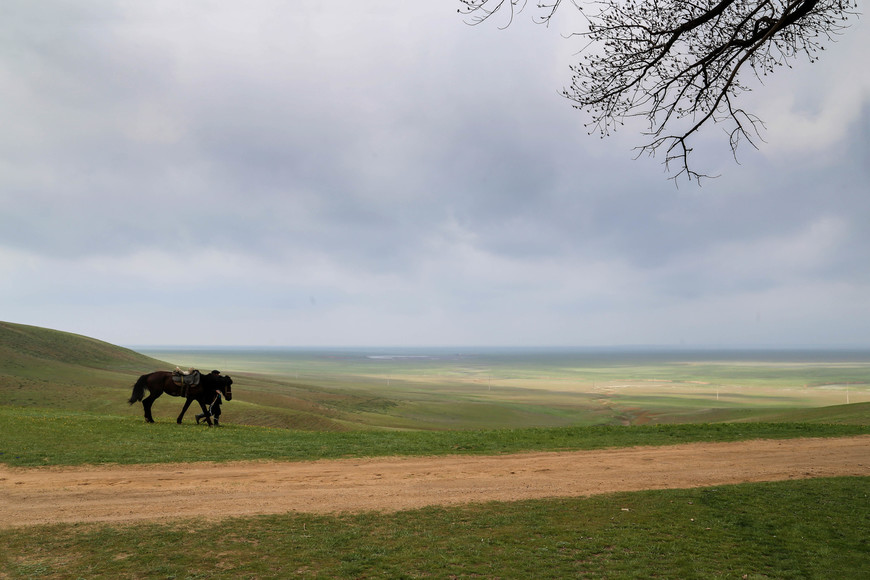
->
xmin=172 ymin=368 xmax=201 ymax=387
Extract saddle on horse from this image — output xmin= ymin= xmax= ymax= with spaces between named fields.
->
xmin=172 ymin=368 xmax=201 ymax=397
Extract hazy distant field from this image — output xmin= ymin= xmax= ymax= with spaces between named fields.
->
xmin=5 ymin=318 xmax=867 ymax=431
xmin=137 ymin=347 xmax=870 ymax=429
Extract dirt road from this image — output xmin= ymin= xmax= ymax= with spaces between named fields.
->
xmin=1 ymin=436 xmax=868 ymax=528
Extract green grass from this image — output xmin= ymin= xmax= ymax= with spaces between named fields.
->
xmin=3 ymin=324 xmax=870 ymax=578
xmin=739 ymin=402 xmax=870 ymax=424
xmin=140 ymin=346 xmax=870 ymax=430
xmin=2 ymin=477 xmax=867 ymax=579
xmin=0 ymin=321 xmax=163 ymax=370
xmin=2 ymin=405 xmax=868 ymax=467
xmin=4 ymin=321 xmax=870 ymax=431
xmin=0 ymin=321 xmax=170 ymax=417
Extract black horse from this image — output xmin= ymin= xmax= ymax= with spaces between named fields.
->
xmin=128 ymin=370 xmax=233 ymax=425
xmin=178 ymin=373 xmax=233 ymax=425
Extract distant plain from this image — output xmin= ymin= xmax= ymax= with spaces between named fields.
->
xmin=138 ymin=346 xmax=870 ymax=430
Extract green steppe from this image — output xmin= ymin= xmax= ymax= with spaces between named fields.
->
xmin=1 ymin=320 xmax=868 ymax=578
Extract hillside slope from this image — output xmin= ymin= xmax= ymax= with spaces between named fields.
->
xmin=0 ymin=322 xmax=379 ymax=429
xmin=741 ymin=401 xmax=870 ymax=425
xmin=0 ymin=321 xmax=162 ymax=370
xmin=0 ymin=321 xmax=168 ymax=413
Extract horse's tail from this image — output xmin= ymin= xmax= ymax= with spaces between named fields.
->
xmin=128 ymin=374 xmax=149 ymax=404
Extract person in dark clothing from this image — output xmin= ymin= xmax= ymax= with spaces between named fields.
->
xmin=196 ymin=390 xmax=223 ymax=426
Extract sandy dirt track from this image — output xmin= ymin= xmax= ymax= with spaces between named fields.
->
xmin=1 ymin=436 xmax=868 ymax=528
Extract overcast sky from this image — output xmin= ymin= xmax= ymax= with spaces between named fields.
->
xmin=2 ymin=1 xmax=869 ymax=348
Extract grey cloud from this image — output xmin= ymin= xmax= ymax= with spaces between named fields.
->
xmin=2 ymin=2 xmax=869 ymax=346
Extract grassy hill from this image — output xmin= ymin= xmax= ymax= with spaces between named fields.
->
xmin=0 ymin=321 xmax=429 ymax=429
xmin=0 ymin=321 xmax=160 ymax=369
xmin=0 ymin=321 xmax=168 ymax=414
xmin=738 ymin=401 xmax=870 ymax=424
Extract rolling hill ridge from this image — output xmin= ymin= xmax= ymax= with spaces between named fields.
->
xmin=0 ymin=321 xmax=162 ymax=370
xmin=0 ymin=321 xmax=390 ymax=429
xmin=0 ymin=321 xmax=167 ymax=413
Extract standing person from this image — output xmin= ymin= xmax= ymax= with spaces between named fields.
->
xmin=196 ymin=390 xmax=223 ymax=426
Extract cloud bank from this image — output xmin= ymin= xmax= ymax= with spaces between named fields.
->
xmin=2 ymin=1 xmax=869 ymax=347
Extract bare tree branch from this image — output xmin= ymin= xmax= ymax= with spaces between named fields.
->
xmin=460 ymin=0 xmax=860 ymax=184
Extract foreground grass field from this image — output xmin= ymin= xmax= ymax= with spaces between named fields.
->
xmin=2 ymin=405 xmax=869 ymax=467
xmin=3 ymin=477 xmax=868 ymax=579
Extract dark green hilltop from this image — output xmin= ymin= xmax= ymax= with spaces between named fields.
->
xmin=0 ymin=320 xmax=162 ymax=369
xmin=0 ymin=320 xmax=167 ymax=410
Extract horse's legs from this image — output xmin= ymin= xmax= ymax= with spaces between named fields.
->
xmin=177 ymin=397 xmax=195 ymax=424
xmin=199 ymin=400 xmax=214 ymax=426
xmin=142 ymin=393 xmax=160 ymax=423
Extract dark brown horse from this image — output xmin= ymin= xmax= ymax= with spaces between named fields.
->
xmin=177 ymin=372 xmax=233 ymax=425
xmin=128 ymin=370 xmax=233 ymax=425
